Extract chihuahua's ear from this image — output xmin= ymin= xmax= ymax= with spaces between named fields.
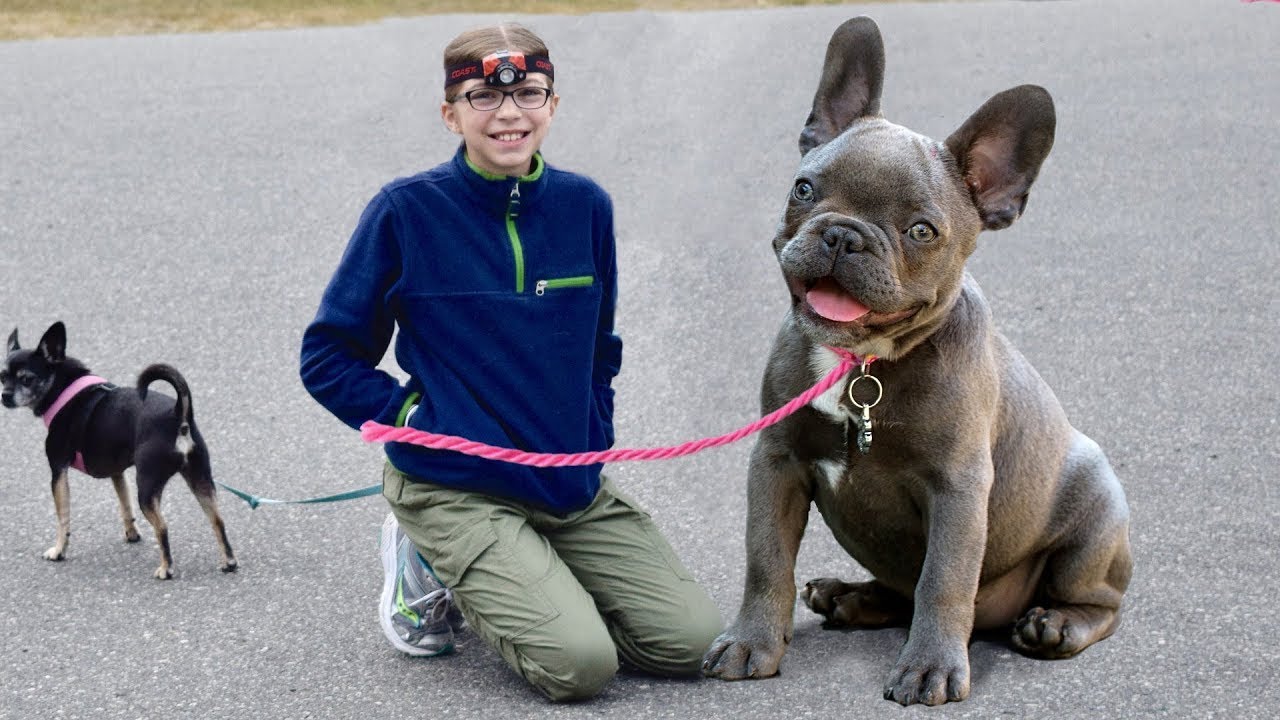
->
xmin=945 ymin=85 xmax=1056 ymax=231
xmin=37 ymin=322 xmax=66 ymax=364
xmin=6 ymin=328 xmax=18 ymax=354
xmin=799 ymin=16 xmax=885 ymax=156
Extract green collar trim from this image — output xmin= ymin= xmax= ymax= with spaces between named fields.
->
xmin=464 ymin=151 xmax=545 ymax=182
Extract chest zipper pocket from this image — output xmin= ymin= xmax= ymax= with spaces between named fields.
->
xmin=535 ymin=276 xmax=594 ymax=296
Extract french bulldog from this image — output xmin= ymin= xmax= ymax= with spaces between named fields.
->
xmin=701 ymin=17 xmax=1131 ymax=706
xmin=2 ymin=321 xmax=237 ymax=579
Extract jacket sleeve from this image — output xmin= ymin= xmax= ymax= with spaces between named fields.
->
xmin=592 ymin=190 xmax=623 ymax=386
xmin=299 ymin=190 xmax=414 ymax=430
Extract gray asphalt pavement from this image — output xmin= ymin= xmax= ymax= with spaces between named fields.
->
xmin=2 ymin=1 xmax=1277 ymax=718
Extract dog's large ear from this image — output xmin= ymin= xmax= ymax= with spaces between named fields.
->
xmin=799 ymin=16 xmax=885 ymax=156
xmin=6 ymin=328 xmax=18 ymax=354
xmin=37 ymin=322 xmax=66 ymax=364
xmin=945 ymin=85 xmax=1056 ymax=231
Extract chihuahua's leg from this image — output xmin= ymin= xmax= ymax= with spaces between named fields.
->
xmin=111 ymin=473 xmax=141 ymax=543
xmin=802 ymin=578 xmax=912 ymax=628
xmin=180 ymin=452 xmax=237 ymax=573
xmin=137 ymin=481 xmax=174 ymax=580
xmin=1013 ymin=440 xmax=1131 ymax=659
xmin=44 ymin=469 xmax=71 ymax=561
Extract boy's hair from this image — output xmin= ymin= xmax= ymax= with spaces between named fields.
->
xmin=443 ymin=23 xmax=552 ymax=98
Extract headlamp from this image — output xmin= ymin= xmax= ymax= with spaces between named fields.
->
xmin=445 ymin=51 xmax=554 ymax=89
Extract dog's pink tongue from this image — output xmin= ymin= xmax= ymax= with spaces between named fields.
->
xmin=806 ymin=279 xmax=870 ymax=322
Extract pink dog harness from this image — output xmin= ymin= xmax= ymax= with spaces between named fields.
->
xmin=42 ymin=374 xmax=108 ymax=474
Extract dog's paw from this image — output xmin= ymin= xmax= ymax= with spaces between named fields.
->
xmin=220 ymin=559 xmax=238 ymax=573
xmin=43 ymin=546 xmax=66 ymax=561
xmin=701 ymin=623 xmax=787 ymax=680
xmin=883 ymin=640 xmax=970 ymax=706
xmin=153 ymin=565 xmax=174 ymax=580
xmin=1012 ymin=606 xmax=1082 ymax=659
xmin=802 ymin=578 xmax=910 ymax=627
xmin=124 ymin=530 xmax=141 ymax=543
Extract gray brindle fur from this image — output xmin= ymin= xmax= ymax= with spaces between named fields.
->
xmin=701 ymin=17 xmax=1131 ymax=706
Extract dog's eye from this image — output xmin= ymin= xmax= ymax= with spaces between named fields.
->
xmin=19 ymin=375 xmax=33 ymax=387
xmin=792 ymin=180 xmax=815 ymax=202
xmin=907 ymin=222 xmax=937 ymax=243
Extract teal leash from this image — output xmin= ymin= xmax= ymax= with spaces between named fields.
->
xmin=216 ymin=481 xmax=380 ymax=510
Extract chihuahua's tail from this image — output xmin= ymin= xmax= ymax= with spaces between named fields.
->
xmin=137 ymin=363 xmax=194 ymax=429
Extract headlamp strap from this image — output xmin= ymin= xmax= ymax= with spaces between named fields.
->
xmin=444 ymin=51 xmax=554 ymax=88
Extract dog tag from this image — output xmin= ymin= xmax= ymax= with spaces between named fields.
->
xmin=856 ymin=405 xmax=873 ymax=454
xmin=846 ymin=365 xmax=883 ymax=455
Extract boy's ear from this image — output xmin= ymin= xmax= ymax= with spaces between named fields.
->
xmin=6 ymin=328 xmax=18 ymax=354
xmin=38 ymin=322 xmax=66 ymax=363
xmin=440 ymin=100 xmax=462 ymax=135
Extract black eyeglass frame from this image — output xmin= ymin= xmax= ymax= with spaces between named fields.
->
xmin=450 ymin=86 xmax=553 ymax=111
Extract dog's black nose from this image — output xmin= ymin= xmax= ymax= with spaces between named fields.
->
xmin=822 ymin=223 xmax=867 ymax=254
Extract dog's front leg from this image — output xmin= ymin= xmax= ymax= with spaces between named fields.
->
xmin=44 ymin=469 xmax=71 ymax=561
xmin=884 ymin=469 xmax=992 ymax=706
xmin=703 ymin=436 xmax=812 ymax=680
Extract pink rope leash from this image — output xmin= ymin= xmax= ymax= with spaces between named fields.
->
xmin=360 ymin=349 xmax=864 ymax=468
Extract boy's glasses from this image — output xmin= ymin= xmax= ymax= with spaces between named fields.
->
xmin=453 ymin=86 xmax=552 ymax=111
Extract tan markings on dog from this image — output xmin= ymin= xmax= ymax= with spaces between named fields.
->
xmin=195 ymin=493 xmax=238 ymax=572
xmin=140 ymin=501 xmax=173 ymax=579
xmin=110 ymin=473 xmax=141 ymax=543
xmin=44 ymin=470 xmax=71 ymax=560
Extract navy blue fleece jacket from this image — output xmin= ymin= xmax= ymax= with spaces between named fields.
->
xmin=300 ymin=148 xmax=622 ymax=514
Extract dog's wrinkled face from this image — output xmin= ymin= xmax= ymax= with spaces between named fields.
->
xmin=775 ymin=118 xmax=981 ymax=359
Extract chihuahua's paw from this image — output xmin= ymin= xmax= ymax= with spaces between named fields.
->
xmin=802 ymin=578 xmax=909 ymax=628
xmin=220 ymin=559 xmax=238 ymax=573
xmin=702 ymin=623 xmax=788 ymax=680
xmin=1012 ymin=606 xmax=1085 ymax=659
xmin=124 ymin=529 xmax=141 ymax=543
xmin=884 ymin=641 xmax=970 ymax=706
xmin=43 ymin=546 xmax=66 ymax=561
xmin=153 ymin=565 xmax=174 ymax=580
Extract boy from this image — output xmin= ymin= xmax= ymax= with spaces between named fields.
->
xmin=300 ymin=23 xmax=722 ymax=702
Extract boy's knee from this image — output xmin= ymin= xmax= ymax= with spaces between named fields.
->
xmin=627 ymin=592 xmax=724 ymax=676
xmin=525 ymin=631 xmax=619 ymax=702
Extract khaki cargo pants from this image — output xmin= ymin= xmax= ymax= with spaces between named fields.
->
xmin=383 ymin=463 xmax=723 ymax=701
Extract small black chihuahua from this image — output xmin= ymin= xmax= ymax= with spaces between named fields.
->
xmin=2 ymin=321 xmax=236 ymax=579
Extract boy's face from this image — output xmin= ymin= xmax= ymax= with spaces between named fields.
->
xmin=441 ymin=75 xmax=558 ymax=178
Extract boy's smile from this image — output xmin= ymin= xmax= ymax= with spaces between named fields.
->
xmin=442 ymin=77 xmax=558 ymax=178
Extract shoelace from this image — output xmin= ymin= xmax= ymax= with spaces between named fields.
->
xmin=407 ymin=586 xmax=453 ymax=625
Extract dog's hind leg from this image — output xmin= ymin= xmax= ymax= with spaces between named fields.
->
xmin=137 ymin=481 xmax=174 ymax=580
xmin=44 ymin=469 xmax=71 ymax=561
xmin=181 ymin=448 xmax=237 ymax=573
xmin=111 ymin=473 xmax=141 ymax=543
xmin=1012 ymin=439 xmax=1132 ymax=659
xmin=801 ymin=578 xmax=912 ymax=628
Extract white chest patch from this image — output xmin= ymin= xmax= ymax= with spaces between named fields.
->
xmin=816 ymin=458 xmax=848 ymax=493
xmin=808 ymin=346 xmax=857 ymax=423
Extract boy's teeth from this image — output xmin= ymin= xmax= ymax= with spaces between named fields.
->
xmin=497 ymin=133 xmax=523 ymax=141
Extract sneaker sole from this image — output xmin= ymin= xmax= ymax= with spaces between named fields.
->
xmin=379 ymin=514 xmax=453 ymax=657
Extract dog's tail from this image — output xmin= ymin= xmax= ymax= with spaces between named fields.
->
xmin=137 ymin=363 xmax=194 ymax=432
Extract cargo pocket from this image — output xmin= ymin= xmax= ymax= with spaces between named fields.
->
xmin=428 ymin=518 xmax=560 ymax=640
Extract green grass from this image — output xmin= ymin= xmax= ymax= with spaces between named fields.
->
xmin=0 ymin=0 xmax=872 ymax=41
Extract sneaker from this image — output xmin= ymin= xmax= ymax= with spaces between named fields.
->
xmin=378 ymin=513 xmax=464 ymax=656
